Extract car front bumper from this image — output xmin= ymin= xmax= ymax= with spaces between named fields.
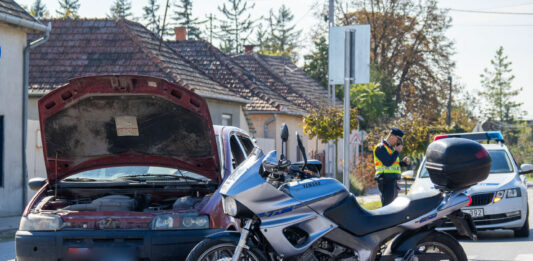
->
xmin=15 ymin=228 xmax=224 ymax=261
xmin=439 ymin=197 xmax=527 ymax=231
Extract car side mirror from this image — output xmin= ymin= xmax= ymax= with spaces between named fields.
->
xmin=28 ymin=177 xmax=46 ymax=191
xmin=401 ymin=170 xmax=415 ymax=180
xmin=519 ymin=164 xmax=533 ymax=175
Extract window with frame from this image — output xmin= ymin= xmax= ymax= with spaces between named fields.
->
xmin=221 ymin=113 xmax=233 ymax=126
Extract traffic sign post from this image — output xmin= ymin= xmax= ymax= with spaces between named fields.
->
xmin=328 ymin=25 xmax=370 ymax=189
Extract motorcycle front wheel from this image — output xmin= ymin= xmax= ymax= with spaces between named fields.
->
xmin=413 ymin=231 xmax=468 ymax=261
xmin=186 ymin=238 xmax=268 ymax=261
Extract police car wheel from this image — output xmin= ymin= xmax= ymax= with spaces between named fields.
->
xmin=514 ymin=204 xmax=529 ymax=238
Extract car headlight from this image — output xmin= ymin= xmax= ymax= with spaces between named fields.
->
xmin=152 ymin=214 xmax=209 ymax=230
xmin=19 ymin=213 xmax=63 ymax=231
xmin=506 ymin=188 xmax=522 ymax=198
xmin=493 ymin=190 xmax=505 ymax=203
xmin=222 ymin=197 xmax=238 ymax=217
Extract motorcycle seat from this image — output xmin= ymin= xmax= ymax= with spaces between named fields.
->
xmin=324 ymin=191 xmax=443 ymax=236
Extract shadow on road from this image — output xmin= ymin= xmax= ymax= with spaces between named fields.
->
xmin=457 ymin=228 xmax=533 ymax=243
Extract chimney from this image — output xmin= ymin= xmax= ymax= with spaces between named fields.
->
xmin=174 ymin=27 xmax=187 ymax=41
xmin=244 ymin=45 xmax=255 ymax=54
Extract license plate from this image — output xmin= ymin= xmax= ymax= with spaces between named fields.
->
xmin=463 ymin=208 xmax=484 ymax=218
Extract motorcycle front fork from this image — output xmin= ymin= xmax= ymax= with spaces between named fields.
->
xmin=232 ymin=219 xmax=253 ymax=261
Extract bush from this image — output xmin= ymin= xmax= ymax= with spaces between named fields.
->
xmin=335 ymin=171 xmax=365 ymax=196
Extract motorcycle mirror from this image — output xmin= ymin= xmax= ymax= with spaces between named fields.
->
xmin=280 ymin=123 xmax=289 ymax=159
xmin=296 ymin=132 xmax=307 ymax=171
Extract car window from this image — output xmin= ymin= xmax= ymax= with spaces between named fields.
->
xmin=238 ymin=135 xmax=255 ymax=156
xmin=488 ymin=150 xmax=514 ymax=173
xmin=418 ymin=149 xmax=514 ymax=178
xmin=230 ymin=135 xmax=246 ymax=169
xmin=65 ymin=166 xmax=211 ymax=181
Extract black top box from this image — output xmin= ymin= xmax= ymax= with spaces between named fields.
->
xmin=425 ymin=138 xmax=491 ymax=190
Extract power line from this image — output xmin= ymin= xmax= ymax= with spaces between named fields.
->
xmin=449 ymin=8 xmax=533 ymax=16
xmin=454 ymin=24 xmax=533 ymax=27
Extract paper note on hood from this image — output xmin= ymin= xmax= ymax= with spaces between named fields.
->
xmin=115 ymin=116 xmax=139 ymax=136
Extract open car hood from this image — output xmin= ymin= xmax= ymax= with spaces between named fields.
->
xmin=38 ymin=75 xmax=220 ymax=183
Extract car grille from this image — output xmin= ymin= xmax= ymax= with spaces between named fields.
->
xmin=470 ymin=192 xmax=494 ymax=206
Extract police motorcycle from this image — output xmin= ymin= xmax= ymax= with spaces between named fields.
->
xmin=186 ymin=124 xmax=491 ymax=261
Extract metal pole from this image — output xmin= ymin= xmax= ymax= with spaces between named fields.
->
xmin=447 ymin=76 xmax=452 ymax=127
xmin=343 ymin=30 xmax=354 ymax=188
xmin=327 ymin=0 xmax=335 ymax=178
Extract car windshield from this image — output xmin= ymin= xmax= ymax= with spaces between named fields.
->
xmin=419 ymin=149 xmax=514 ymax=178
xmin=63 ymin=166 xmax=212 ymax=182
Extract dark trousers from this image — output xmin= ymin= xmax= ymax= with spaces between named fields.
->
xmin=377 ymin=174 xmax=399 ymax=206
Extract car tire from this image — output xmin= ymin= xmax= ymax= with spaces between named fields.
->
xmin=514 ymin=204 xmax=529 ymax=238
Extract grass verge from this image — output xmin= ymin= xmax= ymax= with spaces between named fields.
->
xmin=360 ymin=200 xmax=382 ymax=210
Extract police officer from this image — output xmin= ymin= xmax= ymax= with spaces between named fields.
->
xmin=374 ymin=128 xmax=410 ymax=206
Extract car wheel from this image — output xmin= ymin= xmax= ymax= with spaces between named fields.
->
xmin=514 ymin=204 xmax=530 ymax=238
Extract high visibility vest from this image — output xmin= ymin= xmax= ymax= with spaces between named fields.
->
xmin=373 ymin=143 xmax=401 ymax=175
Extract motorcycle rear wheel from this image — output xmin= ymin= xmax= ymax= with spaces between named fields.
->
xmin=414 ymin=232 xmax=467 ymax=261
xmin=186 ymin=238 xmax=267 ymax=261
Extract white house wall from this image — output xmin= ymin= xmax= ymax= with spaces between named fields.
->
xmin=0 ymin=23 xmax=26 ymax=217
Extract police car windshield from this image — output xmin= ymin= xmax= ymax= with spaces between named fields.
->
xmin=419 ymin=149 xmax=513 ymax=178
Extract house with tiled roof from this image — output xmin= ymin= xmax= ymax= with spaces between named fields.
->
xmin=0 ymin=0 xmax=49 ymax=217
xmin=167 ymin=31 xmax=332 ymax=162
xmin=25 ymin=18 xmax=253 ymax=188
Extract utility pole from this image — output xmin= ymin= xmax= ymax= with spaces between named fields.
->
xmin=327 ymin=0 xmax=336 ymax=177
xmin=446 ymin=76 xmax=452 ymax=127
xmin=329 ymin=0 xmax=335 ymax=106
xmin=208 ymin=13 xmax=214 ymax=44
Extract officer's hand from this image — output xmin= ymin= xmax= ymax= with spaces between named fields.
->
xmin=402 ymin=157 xmax=410 ymax=165
xmin=395 ymin=144 xmax=403 ymax=152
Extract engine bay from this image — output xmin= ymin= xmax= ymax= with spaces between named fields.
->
xmin=32 ymin=187 xmax=212 ymax=214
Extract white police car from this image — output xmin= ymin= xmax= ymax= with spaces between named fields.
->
xmin=409 ymin=132 xmax=533 ymax=237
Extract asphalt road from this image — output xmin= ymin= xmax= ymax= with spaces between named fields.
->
xmin=460 ymin=184 xmax=533 ymax=261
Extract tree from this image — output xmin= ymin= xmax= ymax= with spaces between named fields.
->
xmin=143 ymin=0 xmax=171 ymax=37
xmin=30 ymin=0 xmax=48 ymax=19
xmin=173 ymin=0 xmax=204 ymax=40
xmin=506 ymin=123 xmax=533 ymax=165
xmin=349 ymin=82 xmax=386 ymax=127
xmin=479 ymin=46 xmax=524 ymax=124
xmin=303 ymin=107 xmax=359 ymax=174
xmin=217 ymin=0 xmax=255 ymax=53
xmin=341 ymin=0 xmax=454 ymax=121
xmin=56 ymin=0 xmax=80 ymax=19
xmin=109 ymin=0 xmax=132 ymax=19
xmin=303 ymin=36 xmax=328 ymax=88
xmin=265 ymin=5 xmax=301 ymax=59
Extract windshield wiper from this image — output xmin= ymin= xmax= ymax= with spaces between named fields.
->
xmin=118 ymin=174 xmax=209 ymax=183
xmin=62 ymin=177 xmax=98 ymax=182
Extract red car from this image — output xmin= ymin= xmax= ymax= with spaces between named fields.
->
xmin=15 ymin=75 xmax=258 ymax=261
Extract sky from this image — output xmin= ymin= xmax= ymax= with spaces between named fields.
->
xmin=17 ymin=0 xmax=533 ymax=119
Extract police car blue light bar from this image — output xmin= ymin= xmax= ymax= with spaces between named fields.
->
xmin=433 ymin=131 xmax=504 ymax=142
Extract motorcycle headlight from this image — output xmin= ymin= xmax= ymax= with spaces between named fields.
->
xmin=222 ymin=197 xmax=238 ymax=217
xmin=493 ymin=190 xmax=505 ymax=203
xmin=19 ymin=213 xmax=63 ymax=231
xmin=152 ymin=214 xmax=209 ymax=230
xmin=506 ymin=188 xmax=521 ymax=198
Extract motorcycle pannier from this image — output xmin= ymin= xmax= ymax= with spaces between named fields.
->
xmin=425 ymin=138 xmax=491 ymax=190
